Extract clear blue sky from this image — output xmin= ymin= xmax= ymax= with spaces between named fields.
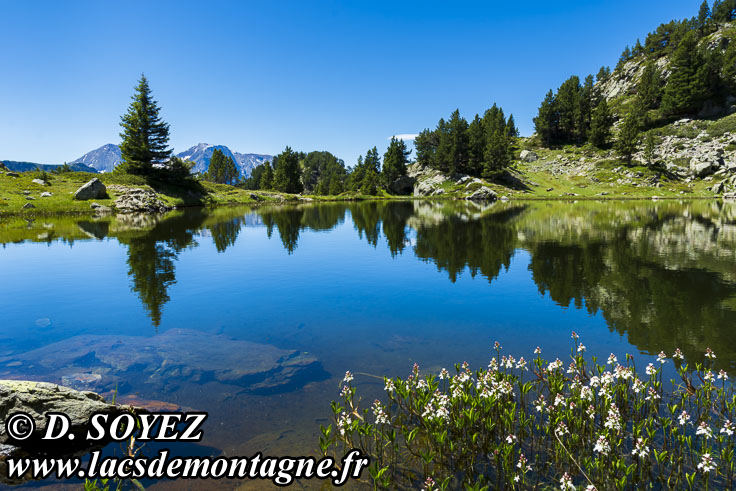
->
xmin=0 ymin=0 xmax=700 ymax=165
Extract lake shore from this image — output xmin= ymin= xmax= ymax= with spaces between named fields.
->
xmin=0 ymin=163 xmax=724 ymax=218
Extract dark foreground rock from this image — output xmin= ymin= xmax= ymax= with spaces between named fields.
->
xmin=0 ymin=380 xmax=133 ymax=484
xmin=3 ymin=329 xmax=324 ymax=396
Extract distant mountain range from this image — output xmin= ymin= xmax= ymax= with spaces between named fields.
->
xmin=69 ymin=143 xmax=272 ymax=177
xmin=1 ymin=160 xmax=97 ymax=173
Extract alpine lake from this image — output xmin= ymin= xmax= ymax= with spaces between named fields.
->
xmin=1 ymin=199 xmax=736 ymax=489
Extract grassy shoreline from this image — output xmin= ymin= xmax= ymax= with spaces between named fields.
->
xmin=0 ymin=166 xmax=722 ymax=218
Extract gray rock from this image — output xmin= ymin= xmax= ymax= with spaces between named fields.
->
xmin=520 ymin=150 xmax=538 ymax=162
xmin=0 ymin=380 xmax=127 ymax=447
xmin=712 ymin=181 xmax=726 ymax=194
xmin=389 ymin=175 xmax=416 ymax=195
xmin=21 ymin=203 xmax=35 ymax=209
xmin=40 ymin=192 xmax=52 ymax=198
xmin=5 ymin=172 xmax=19 ymax=178
xmin=31 ymin=179 xmax=47 ymax=186
xmin=90 ymin=202 xmax=112 ymax=213
xmin=691 ymin=160 xmax=715 ymax=178
xmin=724 ymin=192 xmax=736 ymax=200
xmin=466 ymin=186 xmax=498 ymax=201
xmin=112 ymin=187 xmax=171 ymax=214
xmin=73 ymin=178 xmax=107 ymax=201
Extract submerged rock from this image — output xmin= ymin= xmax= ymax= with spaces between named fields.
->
xmin=73 ymin=178 xmax=107 ymax=201
xmin=5 ymin=329 xmax=324 ymax=395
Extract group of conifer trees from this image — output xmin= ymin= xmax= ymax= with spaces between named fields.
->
xmin=534 ymin=75 xmax=612 ymax=148
xmin=241 ymin=137 xmax=413 ymax=196
xmin=534 ymin=0 xmax=736 ymax=152
xmin=414 ymin=106 xmax=518 ymax=178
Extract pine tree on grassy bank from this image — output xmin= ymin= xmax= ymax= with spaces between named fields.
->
xmin=118 ymin=75 xmax=172 ymax=176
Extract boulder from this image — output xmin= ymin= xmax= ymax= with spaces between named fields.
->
xmin=31 ymin=179 xmax=47 ymax=186
xmin=712 ymin=181 xmax=726 ymax=194
xmin=466 ymin=186 xmax=498 ymax=201
xmin=21 ymin=203 xmax=35 ymax=209
xmin=389 ymin=175 xmax=416 ymax=195
xmin=113 ymin=187 xmax=171 ymax=214
xmin=520 ymin=150 xmax=538 ymax=162
xmin=5 ymin=172 xmax=19 ymax=178
xmin=0 ymin=380 xmax=128 ymax=447
xmin=73 ymin=178 xmax=107 ymax=201
xmin=691 ymin=160 xmax=715 ymax=178
xmin=724 ymin=192 xmax=736 ymax=200
xmin=413 ymin=180 xmax=436 ymax=197
xmin=0 ymin=380 xmax=133 ymax=484
xmin=40 ymin=192 xmax=52 ymax=198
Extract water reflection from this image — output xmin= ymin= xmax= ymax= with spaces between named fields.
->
xmin=2 ymin=200 xmax=736 ymax=366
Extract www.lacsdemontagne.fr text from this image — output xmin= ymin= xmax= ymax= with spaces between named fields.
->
xmin=6 ymin=449 xmax=369 ymax=486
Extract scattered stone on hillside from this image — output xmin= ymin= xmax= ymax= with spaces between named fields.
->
xmin=724 ymin=192 xmax=736 ymax=200
xmin=546 ymin=187 xmax=554 ymax=192
xmin=466 ymin=186 xmax=498 ymax=201
xmin=21 ymin=203 xmax=35 ymax=209
xmin=691 ymin=160 xmax=715 ymax=178
xmin=40 ymin=192 xmax=52 ymax=198
xmin=112 ymin=187 xmax=172 ymax=214
xmin=520 ymin=150 xmax=538 ymax=162
xmin=31 ymin=179 xmax=47 ymax=186
xmin=89 ymin=202 xmax=112 ymax=213
xmin=3 ymin=328 xmax=324 ymax=395
xmin=712 ymin=181 xmax=726 ymax=194
xmin=389 ymin=175 xmax=416 ymax=195
xmin=22 ymin=190 xmax=30 ymax=195
xmin=73 ymin=178 xmax=107 ymax=201
xmin=5 ymin=172 xmax=19 ymax=178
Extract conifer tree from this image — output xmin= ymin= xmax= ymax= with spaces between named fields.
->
xmin=589 ymin=99 xmax=613 ymax=148
xmin=382 ymin=137 xmax=411 ymax=188
xmin=534 ymin=90 xmax=558 ymax=146
xmin=506 ymin=115 xmax=519 ymax=137
xmin=363 ymin=147 xmax=381 ymax=174
xmin=661 ymin=32 xmax=706 ymax=116
xmin=360 ymin=168 xmax=378 ymax=195
xmin=615 ymin=111 xmax=642 ymax=164
xmin=467 ymin=115 xmax=485 ymax=175
xmin=697 ymin=0 xmax=712 ymax=29
xmin=272 ymin=146 xmax=303 ymax=193
xmin=482 ymin=129 xmax=510 ymax=178
xmin=205 ymin=149 xmax=239 ymax=184
xmin=119 ymin=74 xmax=171 ymax=175
xmin=637 ymin=62 xmax=663 ymax=109
xmin=446 ymin=109 xmax=469 ymax=174
xmin=261 ymin=161 xmax=274 ymax=190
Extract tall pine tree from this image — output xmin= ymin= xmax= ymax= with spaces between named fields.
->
xmin=119 ymin=74 xmax=171 ymax=175
xmin=382 ymin=137 xmax=411 ymax=188
xmin=272 ymin=146 xmax=303 ymax=193
xmin=661 ymin=32 xmax=706 ymax=116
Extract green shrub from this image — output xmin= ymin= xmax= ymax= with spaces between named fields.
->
xmin=321 ymin=336 xmax=735 ymax=489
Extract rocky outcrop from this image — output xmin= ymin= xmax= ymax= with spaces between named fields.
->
xmin=520 ymin=150 xmax=538 ymax=162
xmin=467 ymin=186 xmax=498 ymax=201
xmin=73 ymin=178 xmax=107 ymax=200
xmin=109 ymin=186 xmax=172 ymax=214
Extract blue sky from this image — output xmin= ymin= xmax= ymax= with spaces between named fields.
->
xmin=0 ymin=0 xmax=699 ymax=166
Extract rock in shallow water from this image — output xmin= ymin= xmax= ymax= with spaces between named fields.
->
xmin=7 ymin=329 xmax=324 ymax=395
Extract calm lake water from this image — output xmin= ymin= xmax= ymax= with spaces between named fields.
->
xmin=1 ymin=199 xmax=736 ymax=488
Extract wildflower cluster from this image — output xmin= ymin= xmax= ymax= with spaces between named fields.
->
xmin=319 ymin=337 xmax=736 ymax=489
